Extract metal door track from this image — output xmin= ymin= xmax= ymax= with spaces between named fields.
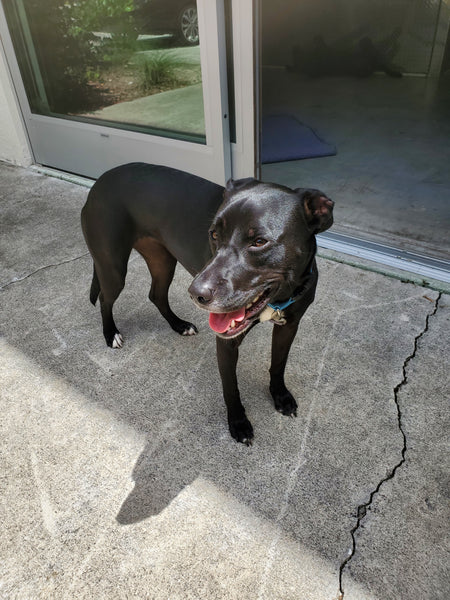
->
xmin=318 ymin=231 xmax=450 ymax=286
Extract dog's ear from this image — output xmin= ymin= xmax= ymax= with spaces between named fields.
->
xmin=297 ymin=189 xmax=334 ymax=234
xmin=225 ymin=177 xmax=258 ymax=194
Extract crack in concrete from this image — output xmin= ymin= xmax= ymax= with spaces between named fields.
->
xmin=0 ymin=252 xmax=90 ymax=291
xmin=337 ymin=291 xmax=442 ymax=599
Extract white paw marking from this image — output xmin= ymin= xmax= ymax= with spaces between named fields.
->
xmin=182 ymin=326 xmax=197 ymax=336
xmin=112 ymin=333 xmax=124 ymax=348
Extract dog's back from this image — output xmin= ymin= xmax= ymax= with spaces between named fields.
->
xmin=82 ymin=163 xmax=224 ymax=276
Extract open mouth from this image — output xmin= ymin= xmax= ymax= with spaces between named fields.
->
xmin=209 ymin=288 xmax=272 ymax=337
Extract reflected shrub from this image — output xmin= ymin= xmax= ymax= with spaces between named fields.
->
xmin=138 ymin=52 xmax=178 ymax=91
xmin=6 ymin=0 xmax=135 ymax=114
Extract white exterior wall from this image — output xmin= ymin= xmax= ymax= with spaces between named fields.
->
xmin=0 ymin=48 xmax=32 ymax=166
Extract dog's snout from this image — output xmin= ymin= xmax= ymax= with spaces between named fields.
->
xmin=189 ymin=281 xmax=215 ymax=306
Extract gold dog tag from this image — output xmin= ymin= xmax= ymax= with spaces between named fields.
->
xmin=259 ymin=306 xmax=286 ymax=325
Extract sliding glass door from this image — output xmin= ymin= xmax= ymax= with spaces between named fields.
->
xmin=0 ymin=0 xmax=231 ymax=183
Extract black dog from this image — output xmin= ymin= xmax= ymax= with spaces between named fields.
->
xmin=81 ymin=163 xmax=334 ymax=444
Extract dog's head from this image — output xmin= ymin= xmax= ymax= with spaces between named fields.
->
xmin=188 ymin=177 xmax=334 ymax=338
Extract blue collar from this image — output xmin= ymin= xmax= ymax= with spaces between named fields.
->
xmin=267 ymin=297 xmax=297 ymax=311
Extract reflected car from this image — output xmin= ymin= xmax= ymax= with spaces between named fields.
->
xmin=133 ymin=0 xmax=199 ymax=46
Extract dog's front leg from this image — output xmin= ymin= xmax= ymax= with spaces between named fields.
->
xmin=216 ymin=336 xmax=253 ymax=445
xmin=269 ymin=318 xmax=301 ymax=416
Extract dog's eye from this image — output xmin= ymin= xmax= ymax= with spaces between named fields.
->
xmin=210 ymin=230 xmax=218 ymax=241
xmin=252 ymin=238 xmax=267 ymax=247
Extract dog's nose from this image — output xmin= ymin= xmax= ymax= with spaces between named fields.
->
xmin=189 ymin=281 xmax=215 ymax=306
xmin=197 ymin=293 xmax=212 ymax=305
xmin=196 ymin=287 xmax=215 ymax=305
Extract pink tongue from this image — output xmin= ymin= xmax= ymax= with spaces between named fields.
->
xmin=209 ymin=308 xmax=246 ymax=333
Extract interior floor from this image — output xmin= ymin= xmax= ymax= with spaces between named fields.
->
xmin=261 ymin=67 xmax=450 ymax=261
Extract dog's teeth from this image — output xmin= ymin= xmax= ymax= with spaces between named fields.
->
xmin=231 ymin=320 xmax=236 ymax=328
xmin=246 ymin=302 xmax=252 ymax=309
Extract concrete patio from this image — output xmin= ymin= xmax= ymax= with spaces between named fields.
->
xmin=0 ymin=162 xmax=448 ymax=599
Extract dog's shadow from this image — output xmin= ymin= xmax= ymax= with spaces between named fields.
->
xmin=114 ymin=326 xmax=297 ymax=526
xmin=116 ymin=439 xmax=192 ymax=523
xmin=116 ymin=430 xmax=220 ymax=524
xmin=115 ymin=379 xmax=275 ymax=525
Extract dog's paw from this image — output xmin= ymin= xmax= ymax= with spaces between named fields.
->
xmin=270 ymin=385 xmax=298 ymax=417
xmin=173 ymin=320 xmax=198 ymax=336
xmin=105 ymin=332 xmax=124 ymax=349
xmin=112 ymin=333 xmax=124 ymax=348
xmin=228 ymin=415 xmax=254 ymax=446
xmin=182 ymin=324 xmax=198 ymax=336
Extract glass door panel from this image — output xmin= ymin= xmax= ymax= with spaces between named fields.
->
xmin=258 ymin=0 xmax=450 ymax=265
xmin=1 ymin=0 xmax=230 ymax=183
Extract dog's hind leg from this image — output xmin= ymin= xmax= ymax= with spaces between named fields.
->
xmin=89 ymin=265 xmax=101 ymax=305
xmin=82 ymin=203 xmax=132 ymax=348
xmin=94 ymin=250 xmax=131 ymax=349
xmin=134 ymin=237 xmax=198 ymax=336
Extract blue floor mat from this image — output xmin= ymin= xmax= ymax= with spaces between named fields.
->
xmin=262 ymin=114 xmax=336 ymax=164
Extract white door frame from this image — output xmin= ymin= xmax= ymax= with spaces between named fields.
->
xmin=229 ymin=0 xmax=258 ymax=179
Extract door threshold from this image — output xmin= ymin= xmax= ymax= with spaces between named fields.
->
xmin=30 ymin=164 xmax=95 ymax=188
xmin=318 ymin=231 xmax=450 ymax=291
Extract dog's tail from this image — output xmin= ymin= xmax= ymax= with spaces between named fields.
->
xmin=89 ymin=265 xmax=100 ymax=306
